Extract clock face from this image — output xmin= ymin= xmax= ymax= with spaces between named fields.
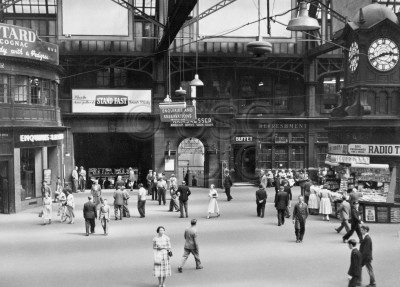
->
xmin=348 ymin=42 xmax=359 ymax=72
xmin=368 ymin=38 xmax=399 ymax=71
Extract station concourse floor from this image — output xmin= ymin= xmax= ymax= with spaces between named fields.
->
xmin=1 ymin=186 xmax=399 ymax=287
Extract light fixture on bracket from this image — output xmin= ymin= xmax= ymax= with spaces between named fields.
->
xmin=247 ymin=0 xmax=272 ymax=58
xmin=286 ymin=1 xmax=320 ymax=31
xmin=190 ymin=3 xmax=204 ymax=86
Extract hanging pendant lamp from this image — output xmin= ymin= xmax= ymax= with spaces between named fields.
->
xmin=175 ymin=86 xmax=187 ymax=96
xmin=247 ymin=0 xmax=272 ymax=57
xmin=190 ymin=3 xmax=204 ymax=87
xmin=286 ymin=1 xmax=320 ymax=31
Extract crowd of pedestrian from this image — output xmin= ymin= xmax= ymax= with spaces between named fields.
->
xmin=37 ymin=167 xmax=377 ymax=287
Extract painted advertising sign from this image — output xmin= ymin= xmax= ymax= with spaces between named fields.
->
xmin=0 ymin=23 xmax=58 ymax=65
xmin=328 ymin=144 xmax=348 ymax=155
xmin=258 ymin=122 xmax=308 ymax=129
xmin=160 ymin=106 xmax=196 ymax=122
xmin=72 ymin=89 xmax=151 ymax=113
xmin=365 ymin=206 xmax=376 ymax=222
xmin=325 ymin=154 xmax=370 ymax=165
xmin=348 ymin=144 xmax=400 ymax=156
xmin=170 ymin=117 xmax=213 ymax=127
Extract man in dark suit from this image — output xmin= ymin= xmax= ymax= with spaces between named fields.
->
xmin=177 ymin=181 xmax=191 ymax=218
xmin=223 ymin=171 xmax=233 ymax=201
xmin=255 ymin=184 xmax=267 ymax=218
xmin=275 ymin=186 xmax=289 ymax=226
xmin=343 ymin=201 xmax=363 ymax=243
xmin=178 ymin=219 xmax=202 ymax=272
xmin=360 ymin=225 xmax=376 ymax=287
xmin=347 ymin=239 xmax=362 ymax=287
xmin=83 ymin=195 xmax=97 ymax=236
xmin=113 ymin=186 xmax=124 ymax=220
xmin=303 ymin=179 xmax=312 ymax=204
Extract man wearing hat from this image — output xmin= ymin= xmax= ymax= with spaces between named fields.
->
xmin=83 ymin=195 xmax=97 ymax=236
xmin=177 ymin=181 xmax=191 ymax=218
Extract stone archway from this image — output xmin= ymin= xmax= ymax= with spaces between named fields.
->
xmin=177 ymin=138 xmax=205 ymax=187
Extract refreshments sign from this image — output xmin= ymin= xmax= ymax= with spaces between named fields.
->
xmin=0 ymin=23 xmax=58 ymax=65
xmin=72 ymin=89 xmax=151 ymax=113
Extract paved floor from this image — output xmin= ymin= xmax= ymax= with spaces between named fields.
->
xmin=1 ymin=186 xmax=399 ymax=287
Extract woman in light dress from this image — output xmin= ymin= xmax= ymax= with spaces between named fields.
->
xmin=207 ymin=184 xmax=220 ymax=219
xmin=153 ymin=226 xmax=171 ymax=287
xmin=308 ymin=181 xmax=320 ymax=215
xmin=319 ymin=184 xmax=333 ymax=221
xmin=58 ymin=189 xmax=67 ymax=222
xmin=42 ymin=192 xmax=52 ymax=225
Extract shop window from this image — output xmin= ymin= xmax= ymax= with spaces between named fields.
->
xmin=20 ymin=148 xmax=36 ymax=200
xmin=274 ymin=82 xmax=289 ymax=110
xmin=291 ymin=146 xmax=305 ymax=170
xmin=316 ymin=132 xmax=328 ymax=143
xmin=258 ymin=144 xmax=273 ymax=170
xmin=30 ymin=78 xmax=41 ymax=104
xmin=275 ymin=146 xmax=288 ymax=169
xmin=275 ymin=133 xmax=288 ymax=143
xmin=291 ymin=133 xmax=305 ymax=143
xmin=50 ymin=82 xmax=57 ymax=106
xmin=12 ymin=76 xmax=28 ymax=104
xmin=96 ymin=70 xmax=110 ymax=87
xmin=41 ymin=80 xmax=51 ymax=105
xmin=114 ymin=69 xmax=127 ymax=87
xmin=316 ymin=145 xmax=328 ymax=168
xmin=0 ymin=74 xmax=9 ymax=103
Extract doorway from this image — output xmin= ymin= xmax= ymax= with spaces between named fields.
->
xmin=0 ymin=161 xmax=10 ymax=213
xmin=178 ymin=138 xmax=205 ymax=187
xmin=233 ymin=145 xmax=256 ymax=182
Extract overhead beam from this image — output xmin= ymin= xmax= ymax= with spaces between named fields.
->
xmin=182 ymin=0 xmax=238 ymax=28
xmin=156 ymin=0 xmax=197 ymax=53
xmin=111 ymin=0 xmax=164 ymax=28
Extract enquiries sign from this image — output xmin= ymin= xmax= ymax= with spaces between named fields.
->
xmin=0 ymin=23 xmax=58 ymax=65
xmin=72 ymin=89 xmax=151 ymax=113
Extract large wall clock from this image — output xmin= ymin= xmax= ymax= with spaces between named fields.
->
xmin=348 ymin=42 xmax=359 ymax=73
xmin=368 ymin=38 xmax=399 ymax=71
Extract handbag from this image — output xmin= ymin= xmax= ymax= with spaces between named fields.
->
xmin=38 ymin=210 xmax=43 ymax=217
xmin=167 ymin=250 xmax=173 ymax=257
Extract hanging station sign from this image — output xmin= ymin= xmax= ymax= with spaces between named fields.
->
xmin=160 ymin=105 xmax=196 ymax=122
xmin=0 ymin=23 xmax=59 ymax=65
xmin=348 ymin=144 xmax=400 ymax=156
xmin=170 ymin=117 xmax=213 ymax=127
xmin=72 ymin=89 xmax=151 ymax=113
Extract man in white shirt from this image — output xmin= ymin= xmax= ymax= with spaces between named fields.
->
xmin=137 ymin=183 xmax=147 ymax=218
xmin=157 ymin=176 xmax=168 ymax=206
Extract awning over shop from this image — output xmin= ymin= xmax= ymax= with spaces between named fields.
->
xmin=351 ymin=163 xmax=389 ymax=169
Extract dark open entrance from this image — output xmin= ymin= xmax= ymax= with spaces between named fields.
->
xmin=233 ymin=145 xmax=256 ymax=182
xmin=74 ymin=133 xmax=152 ymax=185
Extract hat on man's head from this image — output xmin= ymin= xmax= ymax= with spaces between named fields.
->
xmin=191 ymin=219 xmax=197 ymax=225
xmin=80 ymin=166 xmax=83 ymax=168
xmin=182 ymin=181 xmax=186 ymax=184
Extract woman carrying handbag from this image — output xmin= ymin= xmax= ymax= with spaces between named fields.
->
xmin=153 ymin=226 xmax=172 ymax=287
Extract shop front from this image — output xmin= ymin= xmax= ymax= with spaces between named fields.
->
xmin=231 ymin=119 xmax=329 ymax=181
xmin=325 ymin=139 xmax=400 ymax=223
xmin=0 ymin=23 xmax=63 ymax=213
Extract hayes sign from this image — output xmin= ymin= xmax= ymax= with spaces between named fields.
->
xmin=0 ymin=23 xmax=58 ymax=65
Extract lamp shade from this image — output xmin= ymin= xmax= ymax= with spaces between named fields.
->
xmin=286 ymin=1 xmax=320 ymax=31
xmin=190 ymin=74 xmax=204 ymax=86
xmin=247 ymin=38 xmax=272 ymax=56
xmin=175 ymin=87 xmax=187 ymax=96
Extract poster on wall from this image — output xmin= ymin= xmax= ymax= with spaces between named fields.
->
xmin=72 ymin=89 xmax=151 ymax=113
xmin=365 ymin=206 xmax=376 ymax=222
xmin=165 ymin=158 xmax=175 ymax=171
xmin=43 ymin=169 xmax=52 ymax=185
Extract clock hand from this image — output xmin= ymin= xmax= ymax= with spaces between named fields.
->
xmin=370 ymin=51 xmax=397 ymax=62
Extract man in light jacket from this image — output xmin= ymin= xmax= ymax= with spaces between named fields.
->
xmin=178 ymin=219 xmax=203 ymax=273
xmin=335 ymin=195 xmax=351 ymax=233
